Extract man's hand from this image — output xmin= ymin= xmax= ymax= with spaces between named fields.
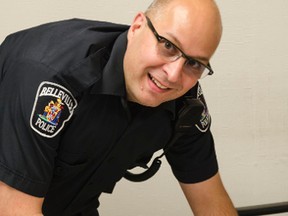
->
xmin=180 ymin=172 xmax=238 ymax=216
xmin=0 ymin=181 xmax=44 ymax=216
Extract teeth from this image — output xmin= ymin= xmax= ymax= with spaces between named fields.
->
xmin=151 ymin=76 xmax=168 ymax=90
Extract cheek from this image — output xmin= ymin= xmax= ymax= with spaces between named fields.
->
xmin=181 ymin=75 xmax=198 ymax=92
xmin=136 ymin=37 xmax=161 ymax=66
xmin=169 ymin=77 xmax=197 ymax=101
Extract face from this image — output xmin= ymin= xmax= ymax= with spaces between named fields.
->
xmin=123 ymin=0 xmax=222 ymax=107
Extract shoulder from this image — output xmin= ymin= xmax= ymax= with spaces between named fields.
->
xmin=5 ymin=18 xmax=129 ymax=41
xmin=2 ymin=18 xmax=129 ymax=68
xmin=1 ymin=19 xmax=128 ymax=88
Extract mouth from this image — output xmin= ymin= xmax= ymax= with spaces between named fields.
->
xmin=148 ymin=73 xmax=169 ymax=90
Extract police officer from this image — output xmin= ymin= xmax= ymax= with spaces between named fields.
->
xmin=0 ymin=0 xmax=238 ymax=215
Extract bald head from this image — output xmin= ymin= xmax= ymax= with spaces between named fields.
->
xmin=145 ymin=0 xmax=222 ymax=59
xmin=145 ymin=0 xmax=173 ymax=18
xmin=146 ymin=0 xmax=221 ymax=21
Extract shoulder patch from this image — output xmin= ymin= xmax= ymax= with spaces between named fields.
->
xmin=195 ymin=84 xmax=211 ymax=133
xmin=30 ymin=81 xmax=78 ymax=138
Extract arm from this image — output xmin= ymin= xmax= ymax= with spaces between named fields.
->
xmin=180 ymin=172 xmax=238 ymax=216
xmin=0 ymin=181 xmax=44 ymax=216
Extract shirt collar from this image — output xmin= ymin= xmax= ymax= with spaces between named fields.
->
xmin=91 ymin=30 xmax=176 ymax=118
xmin=91 ymin=31 xmax=128 ymax=97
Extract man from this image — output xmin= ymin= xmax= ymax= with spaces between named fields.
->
xmin=0 ymin=0 xmax=238 ymax=215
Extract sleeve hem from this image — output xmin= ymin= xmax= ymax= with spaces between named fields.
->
xmin=0 ymin=162 xmax=48 ymax=197
xmin=171 ymin=159 xmax=219 ymax=184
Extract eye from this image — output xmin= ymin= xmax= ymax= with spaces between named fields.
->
xmin=159 ymin=37 xmax=178 ymax=55
xmin=185 ymin=59 xmax=206 ymax=78
xmin=164 ymin=40 xmax=173 ymax=50
xmin=186 ymin=58 xmax=202 ymax=70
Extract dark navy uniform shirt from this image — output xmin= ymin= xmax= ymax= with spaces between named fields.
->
xmin=0 ymin=19 xmax=218 ymax=216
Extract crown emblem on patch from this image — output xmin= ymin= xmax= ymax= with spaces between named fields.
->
xmin=39 ymin=98 xmax=64 ymax=125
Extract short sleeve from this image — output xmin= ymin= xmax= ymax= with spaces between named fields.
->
xmin=0 ymin=58 xmax=69 ymax=197
xmin=165 ymin=129 xmax=218 ymax=184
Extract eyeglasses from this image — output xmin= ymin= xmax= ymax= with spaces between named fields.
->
xmin=146 ymin=16 xmax=214 ymax=79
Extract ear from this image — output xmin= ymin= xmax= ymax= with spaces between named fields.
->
xmin=128 ymin=12 xmax=146 ymax=39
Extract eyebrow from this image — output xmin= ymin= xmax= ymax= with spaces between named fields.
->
xmin=165 ymin=32 xmax=209 ymax=63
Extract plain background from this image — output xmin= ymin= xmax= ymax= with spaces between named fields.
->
xmin=1 ymin=0 xmax=288 ymax=215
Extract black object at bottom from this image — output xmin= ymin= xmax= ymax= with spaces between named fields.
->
xmin=237 ymin=202 xmax=288 ymax=216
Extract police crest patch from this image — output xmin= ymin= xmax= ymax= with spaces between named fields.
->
xmin=30 ymin=81 xmax=77 ymax=138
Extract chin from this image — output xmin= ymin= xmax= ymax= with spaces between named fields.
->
xmin=127 ymin=89 xmax=172 ymax=107
xmin=136 ymin=100 xmax=161 ymax=107
xmin=130 ymin=95 xmax=162 ymax=107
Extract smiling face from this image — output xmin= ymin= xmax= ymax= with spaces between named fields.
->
xmin=123 ymin=0 xmax=222 ymax=107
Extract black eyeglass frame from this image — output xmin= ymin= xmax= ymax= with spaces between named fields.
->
xmin=145 ymin=16 xmax=214 ymax=78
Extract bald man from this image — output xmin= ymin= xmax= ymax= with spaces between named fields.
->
xmin=0 ymin=0 xmax=238 ymax=215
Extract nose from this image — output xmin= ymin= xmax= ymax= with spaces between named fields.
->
xmin=163 ymin=57 xmax=186 ymax=83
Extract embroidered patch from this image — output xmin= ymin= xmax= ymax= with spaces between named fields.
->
xmin=30 ymin=81 xmax=77 ymax=138
xmin=195 ymin=84 xmax=210 ymax=133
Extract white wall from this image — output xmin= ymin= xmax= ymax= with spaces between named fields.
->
xmin=1 ymin=0 xmax=288 ymax=215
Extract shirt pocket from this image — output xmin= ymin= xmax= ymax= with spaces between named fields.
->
xmin=53 ymin=157 xmax=88 ymax=181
